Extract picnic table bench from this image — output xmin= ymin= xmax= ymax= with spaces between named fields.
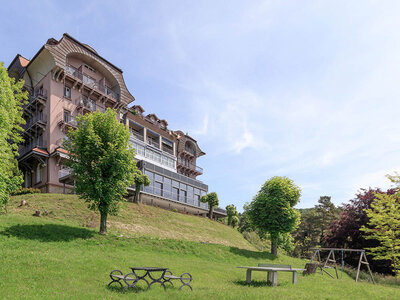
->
xmin=163 ymin=271 xmax=193 ymax=290
xmin=237 ymin=264 xmax=306 ymax=286
xmin=108 ymin=267 xmax=193 ymax=293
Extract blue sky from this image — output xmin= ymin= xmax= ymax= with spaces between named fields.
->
xmin=2 ymin=1 xmax=400 ymax=210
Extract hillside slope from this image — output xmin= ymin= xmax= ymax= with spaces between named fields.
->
xmin=8 ymin=194 xmax=254 ymax=250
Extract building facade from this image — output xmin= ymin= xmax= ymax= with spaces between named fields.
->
xmin=8 ymin=33 xmax=226 ymax=218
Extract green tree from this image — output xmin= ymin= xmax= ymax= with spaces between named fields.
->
xmin=0 ymin=62 xmax=27 ymax=211
xmin=64 ymin=109 xmax=137 ymax=234
xmin=248 ymin=176 xmax=301 ymax=256
xmin=315 ymin=196 xmax=338 ymax=242
xmin=231 ymin=215 xmax=239 ymax=228
xmin=226 ymin=204 xmax=238 ymax=226
xmin=133 ymin=169 xmax=151 ymax=203
xmin=361 ymin=192 xmax=400 ymax=276
xmin=200 ymin=192 xmax=219 ymax=219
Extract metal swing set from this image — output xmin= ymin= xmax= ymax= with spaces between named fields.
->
xmin=309 ymin=248 xmax=375 ymax=284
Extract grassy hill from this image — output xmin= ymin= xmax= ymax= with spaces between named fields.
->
xmin=0 ymin=194 xmax=399 ymax=299
xmin=6 ymin=194 xmax=254 ymax=250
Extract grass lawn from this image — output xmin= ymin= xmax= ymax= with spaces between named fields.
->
xmin=0 ymin=194 xmax=399 ymax=299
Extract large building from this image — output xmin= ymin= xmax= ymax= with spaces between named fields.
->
xmin=7 ymin=33 xmax=226 ymax=218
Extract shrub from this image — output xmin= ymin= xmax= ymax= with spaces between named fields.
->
xmin=11 ymin=188 xmax=41 ymax=196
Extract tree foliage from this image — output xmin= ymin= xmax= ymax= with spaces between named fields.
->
xmin=64 ymin=109 xmax=137 ymax=234
xmin=248 ymin=176 xmax=301 ymax=256
xmin=231 ymin=215 xmax=239 ymax=228
xmin=361 ymin=192 xmax=400 ymax=276
xmin=323 ymin=188 xmax=396 ymax=273
xmin=200 ymin=192 xmax=219 ymax=219
xmin=133 ymin=168 xmax=151 ymax=203
xmin=0 ymin=62 xmax=27 ymax=211
xmin=226 ymin=204 xmax=238 ymax=227
xmin=292 ymin=196 xmax=340 ymax=257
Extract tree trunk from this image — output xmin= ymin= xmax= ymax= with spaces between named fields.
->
xmin=271 ymin=233 xmax=278 ymax=256
xmin=134 ymin=185 xmax=141 ymax=203
xmin=209 ymin=206 xmax=214 ymax=219
xmin=99 ymin=212 xmax=107 ymax=234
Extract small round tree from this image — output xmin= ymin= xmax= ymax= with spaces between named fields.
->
xmin=226 ymin=204 xmax=238 ymax=226
xmin=65 ymin=109 xmax=137 ymax=234
xmin=201 ymin=192 xmax=219 ymax=219
xmin=133 ymin=169 xmax=151 ymax=203
xmin=248 ymin=176 xmax=301 ymax=256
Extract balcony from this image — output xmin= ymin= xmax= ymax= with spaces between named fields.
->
xmin=75 ymin=96 xmax=105 ymax=113
xmin=23 ymin=114 xmax=47 ymax=132
xmin=130 ymin=130 xmax=144 ymax=142
xmin=57 ymin=112 xmax=77 ymax=130
xmin=24 ymin=88 xmax=48 ymax=110
xmin=146 ymin=138 xmax=160 ymax=148
xmin=162 ymin=146 xmax=174 ymax=156
xmin=65 ymin=64 xmax=119 ymax=101
xmin=177 ymin=158 xmax=203 ymax=174
xmin=19 ymin=138 xmax=46 ymax=158
xmin=59 ymin=168 xmax=73 ymax=180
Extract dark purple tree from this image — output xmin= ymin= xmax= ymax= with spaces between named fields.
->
xmin=323 ymin=188 xmax=397 ymax=273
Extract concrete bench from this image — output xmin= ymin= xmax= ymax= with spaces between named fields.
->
xmin=237 ymin=264 xmax=306 ymax=286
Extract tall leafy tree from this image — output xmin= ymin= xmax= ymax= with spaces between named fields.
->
xmin=0 ymin=62 xmax=27 ymax=211
xmin=315 ymin=196 xmax=338 ymax=242
xmin=291 ymin=208 xmax=321 ymax=257
xmin=133 ymin=169 xmax=150 ymax=203
xmin=200 ymin=192 xmax=219 ymax=219
xmin=248 ymin=176 xmax=301 ymax=256
xmin=361 ymin=192 xmax=400 ymax=276
xmin=64 ymin=109 xmax=137 ymax=234
xmin=226 ymin=204 xmax=238 ymax=227
xmin=323 ymin=188 xmax=396 ymax=273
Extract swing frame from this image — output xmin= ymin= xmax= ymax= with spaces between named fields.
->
xmin=310 ymin=248 xmax=375 ymax=284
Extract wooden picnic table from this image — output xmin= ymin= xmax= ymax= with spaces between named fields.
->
xmin=237 ymin=266 xmax=306 ymax=286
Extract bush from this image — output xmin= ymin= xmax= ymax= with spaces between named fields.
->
xmin=11 ymin=188 xmax=41 ymax=196
xmin=171 ymin=208 xmax=178 ymax=213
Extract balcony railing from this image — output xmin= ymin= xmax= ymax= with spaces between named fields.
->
xmin=146 ymin=138 xmax=160 ymax=148
xmin=162 ymin=146 xmax=174 ymax=156
xmin=59 ymin=168 xmax=73 ymax=179
xmin=65 ymin=64 xmax=120 ymax=101
xmin=177 ymin=158 xmax=203 ymax=174
xmin=184 ymin=147 xmax=196 ymax=156
xmin=57 ymin=111 xmax=78 ymax=128
xmin=24 ymin=114 xmax=47 ymax=130
xmin=130 ymin=131 xmax=144 ymax=142
xmin=75 ymin=96 xmax=106 ymax=112
xmin=19 ymin=138 xmax=46 ymax=157
xmin=24 ymin=88 xmax=48 ymax=108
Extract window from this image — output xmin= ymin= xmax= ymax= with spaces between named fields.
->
xmin=172 ymin=187 xmax=179 ymax=201
xmin=195 ymin=195 xmax=201 ymax=206
xmin=155 ymin=182 xmax=163 ymax=196
xmin=180 ymin=190 xmax=187 ymax=203
xmin=63 ymin=110 xmax=71 ymax=122
xmin=64 ymin=86 xmax=71 ymax=98
xmin=36 ymin=164 xmax=42 ymax=183
xmin=84 ymin=64 xmax=96 ymax=73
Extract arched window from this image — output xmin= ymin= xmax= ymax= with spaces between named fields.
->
xmin=36 ymin=164 xmax=42 ymax=183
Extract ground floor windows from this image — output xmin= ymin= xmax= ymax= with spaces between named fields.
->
xmin=143 ymin=170 xmax=207 ymax=209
